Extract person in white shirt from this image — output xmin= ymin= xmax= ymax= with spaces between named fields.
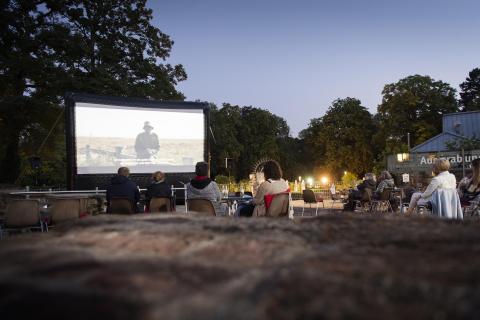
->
xmin=406 ymin=158 xmax=457 ymax=215
xmin=237 ymin=160 xmax=289 ymax=217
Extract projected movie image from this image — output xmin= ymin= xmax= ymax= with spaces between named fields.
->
xmin=75 ymin=102 xmax=204 ymax=174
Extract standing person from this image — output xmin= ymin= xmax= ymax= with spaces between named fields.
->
xmin=237 ymin=160 xmax=289 ymax=217
xmin=134 ymin=121 xmax=160 ymax=159
xmin=186 ymin=161 xmax=227 ymax=215
xmin=145 ymin=171 xmax=172 ymax=211
xmin=405 ymin=159 xmax=457 ymax=215
xmin=106 ymin=167 xmax=140 ymax=213
xmin=458 ymin=158 xmax=480 ymax=205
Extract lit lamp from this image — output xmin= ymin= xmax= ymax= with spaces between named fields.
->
xmin=320 ymin=176 xmax=329 ymax=185
xmin=306 ymin=177 xmax=313 ymax=187
xmin=396 ymin=153 xmax=410 ymax=162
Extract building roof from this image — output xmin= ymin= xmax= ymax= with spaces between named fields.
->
xmin=411 ymin=111 xmax=480 ymax=153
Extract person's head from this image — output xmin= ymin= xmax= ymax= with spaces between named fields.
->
xmin=263 ymin=160 xmax=283 ymax=180
xmin=379 ymin=170 xmax=392 ymax=181
xmin=472 ymin=158 xmax=480 ymax=185
xmin=364 ymin=173 xmax=376 ymax=182
xmin=432 ymin=158 xmax=450 ymax=175
xmin=195 ymin=161 xmax=209 ymax=177
xmin=118 ymin=167 xmax=130 ymax=177
xmin=143 ymin=121 xmax=153 ymax=133
xmin=152 ymin=171 xmax=165 ymax=182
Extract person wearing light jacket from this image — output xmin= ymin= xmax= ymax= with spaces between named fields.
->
xmin=406 ymin=159 xmax=456 ymax=215
xmin=186 ymin=161 xmax=227 ymax=215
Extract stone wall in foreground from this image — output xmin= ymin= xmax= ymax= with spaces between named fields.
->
xmin=1 ymin=213 xmax=480 ymax=319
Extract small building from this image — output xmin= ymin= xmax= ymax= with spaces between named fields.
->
xmin=388 ymin=111 xmax=480 ymax=186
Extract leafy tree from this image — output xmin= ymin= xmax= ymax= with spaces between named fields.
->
xmin=209 ymin=103 xmax=243 ymax=178
xmin=0 ymin=0 xmax=186 ymax=184
xmin=460 ymin=68 xmax=480 ymax=111
xmin=445 ymin=137 xmax=480 ymax=151
xmin=375 ymin=75 xmax=459 ymax=156
xmin=300 ymin=98 xmax=376 ymax=177
xmin=210 ymin=103 xmax=298 ymax=180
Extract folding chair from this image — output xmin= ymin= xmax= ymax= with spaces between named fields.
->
xmin=49 ymin=198 xmax=82 ymax=225
xmin=186 ymin=199 xmax=216 ymax=216
xmin=1 ymin=199 xmax=44 ymax=238
xmin=354 ymin=189 xmax=372 ymax=212
xmin=302 ymin=189 xmax=324 ymax=216
xmin=370 ymin=188 xmax=394 ymax=213
xmin=265 ymin=193 xmax=290 ymax=217
xmin=149 ymin=196 xmax=173 ymax=213
xmin=108 ymin=197 xmax=136 ymax=214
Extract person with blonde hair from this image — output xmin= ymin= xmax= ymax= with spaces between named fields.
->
xmin=405 ymin=158 xmax=456 ymax=215
xmin=145 ymin=171 xmax=172 ymax=211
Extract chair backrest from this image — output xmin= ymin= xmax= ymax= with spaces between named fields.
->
xmin=5 ymin=199 xmax=40 ymax=227
xmin=430 ymin=189 xmax=463 ymax=219
xmin=266 ymin=193 xmax=290 ymax=217
xmin=303 ymin=189 xmax=317 ymax=203
xmin=186 ymin=199 xmax=216 ymax=216
xmin=149 ymin=197 xmax=172 ymax=213
xmin=50 ymin=198 xmax=81 ymax=223
xmin=109 ymin=197 xmax=135 ymax=214
xmin=360 ymin=188 xmax=372 ymax=202
xmin=379 ymin=188 xmax=393 ymax=201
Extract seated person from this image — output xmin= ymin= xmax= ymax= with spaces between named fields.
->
xmin=106 ymin=167 xmax=140 ymax=213
xmin=237 ymin=160 xmax=289 ymax=217
xmin=458 ymin=158 xmax=480 ymax=207
xmin=405 ymin=159 xmax=456 ymax=215
xmin=375 ymin=170 xmax=395 ymax=196
xmin=145 ymin=171 xmax=172 ymax=211
xmin=343 ymin=173 xmax=376 ymax=210
xmin=186 ymin=161 xmax=227 ymax=216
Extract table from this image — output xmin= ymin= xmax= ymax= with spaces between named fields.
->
xmin=221 ymin=196 xmax=252 ymax=216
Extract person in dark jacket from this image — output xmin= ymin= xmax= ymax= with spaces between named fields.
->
xmin=145 ymin=171 xmax=172 ymax=211
xmin=106 ymin=167 xmax=140 ymax=213
xmin=344 ymin=173 xmax=377 ymax=211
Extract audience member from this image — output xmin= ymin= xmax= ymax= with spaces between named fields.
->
xmin=405 ymin=159 xmax=456 ymax=215
xmin=237 ymin=160 xmax=289 ymax=217
xmin=458 ymin=158 xmax=480 ymax=205
xmin=145 ymin=171 xmax=172 ymax=211
xmin=186 ymin=161 xmax=227 ymax=215
xmin=375 ymin=171 xmax=395 ymax=195
xmin=343 ymin=173 xmax=376 ymax=210
xmin=106 ymin=167 xmax=140 ymax=213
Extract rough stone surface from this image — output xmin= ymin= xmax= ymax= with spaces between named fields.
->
xmin=1 ymin=212 xmax=480 ymax=319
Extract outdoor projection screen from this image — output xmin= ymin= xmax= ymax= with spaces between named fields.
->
xmin=66 ymin=94 xmax=208 ymax=179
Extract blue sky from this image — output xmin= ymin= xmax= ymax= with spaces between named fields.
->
xmin=149 ymin=0 xmax=480 ymax=136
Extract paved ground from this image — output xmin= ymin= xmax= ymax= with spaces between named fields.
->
xmin=1 ymin=210 xmax=479 ymax=319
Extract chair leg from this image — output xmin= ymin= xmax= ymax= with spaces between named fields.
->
xmin=302 ymin=204 xmax=305 ymax=216
xmin=315 ymin=202 xmax=318 ymax=216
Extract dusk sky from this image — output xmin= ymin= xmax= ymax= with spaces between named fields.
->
xmin=149 ymin=0 xmax=480 ymax=136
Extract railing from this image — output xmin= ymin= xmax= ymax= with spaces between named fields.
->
xmin=8 ymin=186 xmax=189 ymax=213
